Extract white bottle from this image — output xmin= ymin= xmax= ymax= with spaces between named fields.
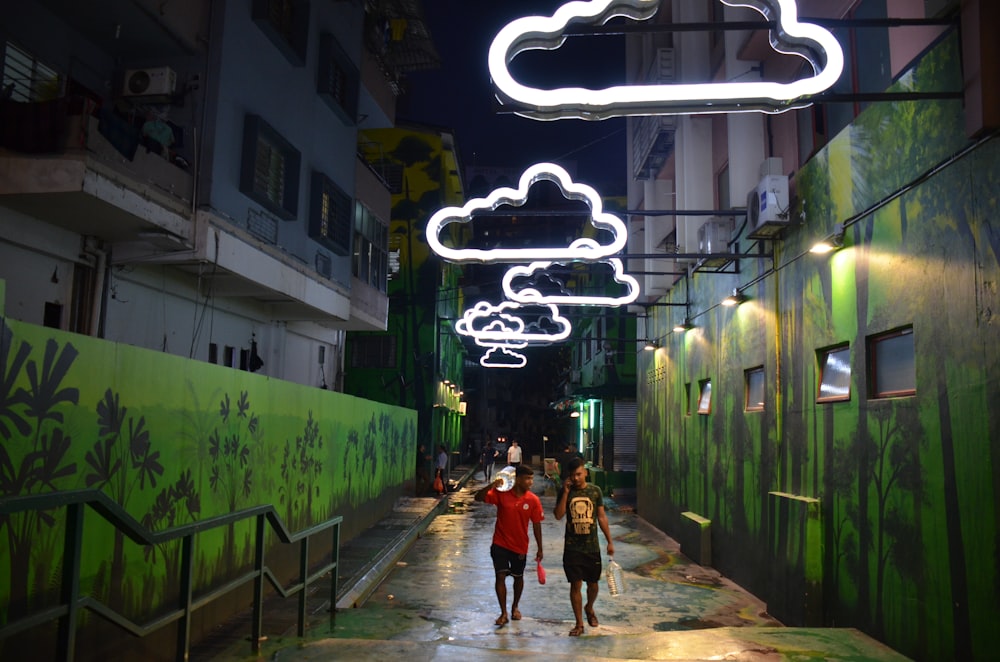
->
xmin=606 ymin=557 xmax=624 ymax=596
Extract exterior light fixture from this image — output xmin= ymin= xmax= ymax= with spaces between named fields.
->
xmin=810 ymin=224 xmax=845 ymax=254
xmin=488 ymin=0 xmax=845 ymax=120
xmin=673 ymin=319 xmax=694 ymax=333
xmin=721 ymin=289 xmax=747 ymax=306
xmin=569 ymin=410 xmax=581 ymax=418
xmin=643 ymin=339 xmax=659 ymax=350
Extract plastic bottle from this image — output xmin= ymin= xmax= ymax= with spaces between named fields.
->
xmin=605 ymin=557 xmax=624 ymax=596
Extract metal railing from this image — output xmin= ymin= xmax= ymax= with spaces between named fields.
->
xmin=0 ymin=490 xmax=342 ymax=661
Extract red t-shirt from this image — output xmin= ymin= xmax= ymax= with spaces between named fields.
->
xmin=484 ymin=488 xmax=544 ymax=555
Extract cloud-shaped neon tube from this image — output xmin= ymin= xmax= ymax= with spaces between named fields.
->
xmin=488 ymin=0 xmax=845 ymax=120
xmin=456 ymin=300 xmax=572 ymax=343
xmin=502 ymin=261 xmax=640 ymax=306
xmin=426 ymin=163 xmax=627 ymax=263
xmin=481 ymin=347 xmax=529 ymax=369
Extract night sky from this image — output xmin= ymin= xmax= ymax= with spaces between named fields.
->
xmin=397 ymin=0 xmax=629 ymax=196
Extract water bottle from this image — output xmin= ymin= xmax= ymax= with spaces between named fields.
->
xmin=605 ymin=557 xmax=624 ymax=596
xmin=496 ymin=465 xmax=516 ymax=492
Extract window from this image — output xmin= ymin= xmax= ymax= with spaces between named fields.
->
xmin=745 ymin=366 xmax=764 ymax=411
xmin=817 ymin=344 xmax=851 ymax=402
xmin=240 ymin=114 xmax=301 ymax=220
xmin=352 ymin=202 xmax=388 ymax=293
xmin=252 ymin=0 xmax=310 ymax=65
xmin=318 ymin=33 xmax=359 ymax=124
xmin=869 ymin=327 xmax=916 ymax=398
xmin=697 ymin=379 xmax=712 ymax=415
xmin=2 ymin=42 xmax=61 ymax=102
xmin=351 ymin=335 xmax=397 ymax=368
xmin=685 ymin=381 xmax=692 ymax=415
xmin=309 ymin=171 xmax=351 ymax=255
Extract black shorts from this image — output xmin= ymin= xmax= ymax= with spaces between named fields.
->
xmin=491 ymin=543 xmax=528 ymax=577
xmin=562 ymin=549 xmax=602 ymax=583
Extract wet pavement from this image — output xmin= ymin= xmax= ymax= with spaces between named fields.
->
xmin=204 ymin=466 xmax=910 ymax=661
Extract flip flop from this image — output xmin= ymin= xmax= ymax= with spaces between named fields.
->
xmin=511 ymin=608 xmax=522 ymax=621
xmin=586 ymin=610 xmax=599 ymax=627
xmin=569 ymin=624 xmax=585 ymax=636
xmin=495 ymin=614 xmax=509 ymax=626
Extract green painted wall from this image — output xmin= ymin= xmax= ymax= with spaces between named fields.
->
xmin=0 ymin=308 xmax=416 ymax=654
xmin=636 ymin=33 xmax=999 ymax=661
xmin=346 ymin=128 xmax=465 ymax=461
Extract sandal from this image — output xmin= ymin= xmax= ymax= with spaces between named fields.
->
xmin=495 ymin=614 xmax=509 ymax=626
xmin=511 ymin=608 xmax=522 ymax=621
xmin=586 ymin=610 xmax=599 ymax=627
xmin=569 ymin=624 xmax=585 ymax=636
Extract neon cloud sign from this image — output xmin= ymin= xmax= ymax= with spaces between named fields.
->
xmin=426 ymin=162 xmax=627 ymax=263
xmin=456 ymin=300 xmax=573 ymax=344
xmin=488 ymin=0 xmax=845 ymax=119
xmin=502 ymin=261 xmax=640 ymax=306
xmin=480 ymin=346 xmax=529 ymax=369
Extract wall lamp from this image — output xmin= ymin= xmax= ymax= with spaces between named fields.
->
xmin=721 ymin=288 xmax=748 ymax=306
xmin=643 ymin=339 xmax=660 ymax=351
xmin=673 ymin=319 xmax=694 ymax=333
xmin=810 ymin=223 xmax=845 ymax=254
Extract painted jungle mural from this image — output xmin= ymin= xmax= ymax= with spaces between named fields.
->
xmin=0 ymin=308 xmax=416 ymax=656
xmin=636 ymin=32 xmax=998 ymax=661
xmin=347 ymin=127 xmax=466 ymax=468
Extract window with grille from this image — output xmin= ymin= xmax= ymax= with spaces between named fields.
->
xmin=252 ymin=0 xmax=309 ymax=65
xmin=352 ymin=202 xmax=388 ymax=293
xmin=318 ymin=33 xmax=358 ymax=124
xmin=240 ymin=114 xmax=300 ymax=220
xmin=350 ymin=335 xmax=397 ymax=368
xmin=2 ymin=42 xmax=61 ymax=102
xmin=309 ymin=171 xmax=351 ymax=255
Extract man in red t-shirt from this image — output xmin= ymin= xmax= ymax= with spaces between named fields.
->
xmin=474 ymin=465 xmax=544 ymax=626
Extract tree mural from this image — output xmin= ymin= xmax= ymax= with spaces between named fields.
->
xmin=0 ymin=322 xmax=79 ymax=618
xmin=84 ymin=388 xmax=165 ymax=608
xmin=279 ymin=411 xmax=324 ymax=530
xmin=208 ymin=391 xmax=258 ymax=560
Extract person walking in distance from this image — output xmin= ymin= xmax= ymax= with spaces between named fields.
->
xmin=474 ymin=465 xmax=544 ymax=627
xmin=434 ymin=444 xmax=448 ymax=495
xmin=507 ymin=439 xmax=522 ymax=468
xmin=480 ymin=440 xmax=498 ymax=482
xmin=554 ymin=456 xmax=614 ymax=636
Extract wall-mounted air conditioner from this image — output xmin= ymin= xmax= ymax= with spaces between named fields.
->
xmin=122 ymin=66 xmax=177 ymax=98
xmin=697 ymin=216 xmax=736 ymax=268
xmin=747 ymin=172 xmax=790 ymax=239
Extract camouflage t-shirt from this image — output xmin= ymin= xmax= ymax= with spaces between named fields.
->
xmin=561 ymin=484 xmax=604 ymax=555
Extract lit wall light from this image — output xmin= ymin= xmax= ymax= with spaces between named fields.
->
xmin=673 ymin=319 xmax=694 ymax=333
xmin=643 ymin=339 xmax=659 ymax=351
xmin=569 ymin=411 xmax=581 ymax=418
xmin=721 ymin=288 xmax=747 ymax=306
xmin=810 ymin=223 xmax=845 ymax=254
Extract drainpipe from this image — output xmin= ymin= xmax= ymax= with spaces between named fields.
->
xmin=83 ymin=236 xmax=108 ymax=337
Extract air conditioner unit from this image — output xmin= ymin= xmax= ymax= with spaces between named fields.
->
xmin=697 ymin=216 xmax=736 ymax=268
xmin=747 ymin=173 xmax=790 ymax=239
xmin=122 ymin=67 xmax=177 ymax=98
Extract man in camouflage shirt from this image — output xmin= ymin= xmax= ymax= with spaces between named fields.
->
xmin=554 ymin=456 xmax=614 ymax=636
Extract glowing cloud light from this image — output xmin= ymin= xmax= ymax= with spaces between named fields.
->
xmin=488 ymin=0 xmax=845 ymax=119
xmin=502 ymin=261 xmax=640 ymax=306
xmin=456 ymin=300 xmax=573 ymax=343
xmin=481 ymin=347 xmax=529 ymax=369
xmin=426 ymin=162 xmax=627 ymax=263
